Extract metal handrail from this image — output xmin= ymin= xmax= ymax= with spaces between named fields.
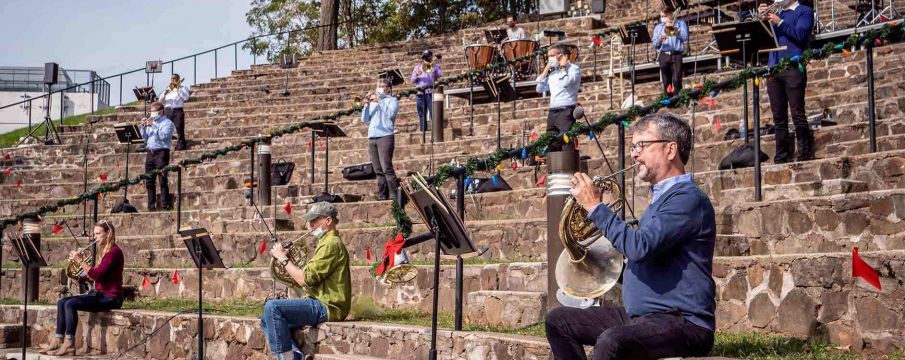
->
xmin=0 ymin=20 xmax=348 ymax=111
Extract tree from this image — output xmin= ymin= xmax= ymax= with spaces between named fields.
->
xmin=317 ymin=0 xmax=340 ymax=50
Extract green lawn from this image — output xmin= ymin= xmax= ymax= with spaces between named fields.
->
xmin=0 ymin=104 xmax=128 ymax=149
xmin=2 ymin=295 xmax=903 ymax=359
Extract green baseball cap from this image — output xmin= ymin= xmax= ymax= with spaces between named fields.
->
xmin=302 ymin=201 xmax=338 ymax=222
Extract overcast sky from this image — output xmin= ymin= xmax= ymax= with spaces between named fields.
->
xmin=0 ymin=0 xmax=255 ymax=106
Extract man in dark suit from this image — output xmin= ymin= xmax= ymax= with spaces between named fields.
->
xmin=761 ymin=0 xmax=815 ymax=163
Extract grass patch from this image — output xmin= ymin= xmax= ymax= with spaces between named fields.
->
xmin=0 ymin=105 xmax=126 ymax=148
xmin=121 ymin=297 xmax=263 ymax=317
xmin=0 ymin=297 xmax=51 ymax=305
xmin=349 ymin=256 xmax=537 ymax=267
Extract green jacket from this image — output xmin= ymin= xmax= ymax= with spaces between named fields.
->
xmin=296 ymin=229 xmax=352 ymax=321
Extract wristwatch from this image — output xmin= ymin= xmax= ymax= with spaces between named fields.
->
xmin=279 ymin=258 xmax=290 ymax=268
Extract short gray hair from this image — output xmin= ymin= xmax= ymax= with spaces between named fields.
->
xmin=631 ymin=112 xmax=692 ymax=164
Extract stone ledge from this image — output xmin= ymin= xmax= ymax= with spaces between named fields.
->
xmin=465 ymin=290 xmax=546 ymax=328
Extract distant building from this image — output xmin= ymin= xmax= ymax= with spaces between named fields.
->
xmin=0 ymin=65 xmax=110 ymax=134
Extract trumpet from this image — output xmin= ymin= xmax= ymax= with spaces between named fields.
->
xmin=66 ymin=239 xmax=99 ymax=280
xmin=664 ymin=13 xmax=679 ymax=37
xmin=754 ymin=1 xmax=785 ymax=20
xmin=168 ymin=77 xmax=184 ymax=91
xmin=352 ymin=91 xmax=377 ymax=107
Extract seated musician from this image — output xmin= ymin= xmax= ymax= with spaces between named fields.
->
xmin=38 ymin=220 xmax=124 ymax=356
xmin=260 ymin=202 xmax=352 ymax=360
xmin=505 ymin=15 xmax=528 ymax=40
xmin=545 ymin=112 xmax=716 ymax=360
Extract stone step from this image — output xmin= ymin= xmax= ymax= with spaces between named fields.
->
xmin=465 ymin=291 xmax=547 ymax=328
xmin=313 ymin=354 xmax=387 ymax=360
xmin=720 ymin=179 xmax=869 ymax=204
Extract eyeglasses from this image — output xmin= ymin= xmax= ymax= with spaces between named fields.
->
xmin=629 ymin=140 xmax=672 ymax=154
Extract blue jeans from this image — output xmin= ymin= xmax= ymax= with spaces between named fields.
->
xmin=416 ymin=93 xmax=432 ymax=132
xmin=55 ymin=293 xmax=123 ymax=338
xmin=260 ymin=298 xmax=328 ymax=355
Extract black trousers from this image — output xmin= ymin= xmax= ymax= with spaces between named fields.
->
xmin=658 ymin=53 xmax=683 ymax=95
xmin=767 ymin=68 xmax=813 ymax=163
xmin=368 ymin=135 xmax=398 ymax=200
xmin=165 ymin=107 xmax=187 ymax=150
xmin=55 ymin=293 xmax=122 ymax=337
xmin=145 ymin=149 xmax=171 ymax=209
xmin=546 ymin=105 xmax=577 ymax=152
xmin=545 ymin=304 xmax=714 ymax=360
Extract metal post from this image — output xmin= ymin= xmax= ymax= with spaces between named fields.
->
xmin=257 ymin=141 xmax=272 ymax=206
xmin=867 ymin=44 xmax=877 ymax=153
xmin=22 ymin=219 xmax=40 ymax=302
xmin=250 ymin=144 xmax=255 ymax=205
xmin=177 ymin=166 xmax=183 ymax=232
xmin=324 ymin=136 xmax=330 ymax=194
xmin=310 ymin=132 xmax=316 ymax=186
xmin=428 ymin=214 xmax=441 ymax=360
xmin=119 ymin=75 xmax=123 ymax=106
xmin=196 ymin=245 xmax=204 ymax=360
xmin=753 ymin=79 xmax=762 ymax=202
xmin=617 ymin=123 xmax=626 ymax=219
xmin=742 ymin=81 xmax=750 ymax=143
xmin=432 ymin=87 xmax=445 ymax=142
xmin=214 ymin=50 xmax=219 ymax=78
xmin=545 ymin=151 xmax=579 ymax=309
xmin=193 ymin=55 xmax=198 ymax=85
xmin=59 ymin=90 xmax=64 ymax=125
xmin=253 ymin=39 xmax=257 ymax=66
xmin=454 ymin=174 xmax=466 ymax=331
xmin=234 ymin=43 xmax=239 ymax=71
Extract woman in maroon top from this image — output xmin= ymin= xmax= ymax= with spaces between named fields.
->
xmin=38 ymin=220 xmax=125 ymax=356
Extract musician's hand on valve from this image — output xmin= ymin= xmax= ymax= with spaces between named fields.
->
xmin=570 ymin=173 xmax=603 ymax=213
xmin=765 ymin=12 xmax=781 ymax=25
xmin=271 ymin=242 xmax=288 ymax=262
xmin=69 ymin=251 xmax=83 ymax=264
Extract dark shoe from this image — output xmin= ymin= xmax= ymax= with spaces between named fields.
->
xmin=147 ymin=205 xmax=157 ymax=212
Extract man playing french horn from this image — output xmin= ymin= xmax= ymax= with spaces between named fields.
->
xmin=545 ymin=112 xmax=717 ymax=360
xmin=261 ymin=202 xmax=352 ymax=360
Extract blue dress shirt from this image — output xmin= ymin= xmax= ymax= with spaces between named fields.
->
xmin=536 ymin=63 xmax=581 ymax=108
xmin=652 ymin=20 xmax=689 ymax=53
xmin=140 ymin=116 xmax=175 ymax=151
xmin=361 ymin=95 xmax=399 ymax=138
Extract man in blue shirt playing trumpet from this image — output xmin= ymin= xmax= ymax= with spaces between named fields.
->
xmin=652 ymin=5 xmax=689 ymax=95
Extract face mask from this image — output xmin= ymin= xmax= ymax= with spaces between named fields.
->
xmin=548 ymin=57 xmax=559 ymax=68
xmin=375 ymin=87 xmax=385 ymax=95
xmin=310 ymin=219 xmax=327 ymax=238
xmin=149 ymin=111 xmax=160 ymax=118
xmin=661 ymin=17 xmax=669 ymax=23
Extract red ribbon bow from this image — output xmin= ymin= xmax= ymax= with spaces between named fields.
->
xmin=376 ymin=233 xmax=405 ymax=276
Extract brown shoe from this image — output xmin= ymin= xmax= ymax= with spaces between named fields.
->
xmin=50 ymin=339 xmax=75 ymax=356
xmin=37 ymin=337 xmax=61 ymax=354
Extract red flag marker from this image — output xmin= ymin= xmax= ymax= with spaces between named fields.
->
xmin=511 ymin=162 xmax=518 ymax=170
xmin=258 ymin=238 xmax=269 ymax=255
xmin=3 ymin=154 xmax=9 ymax=160
xmin=99 ymin=172 xmax=108 ymax=182
xmin=852 ymin=247 xmax=881 ymax=290
xmin=3 ymin=168 xmax=11 ymax=175
xmin=307 ymin=140 xmax=313 ymax=150
xmin=366 ymin=246 xmax=372 ymax=260
xmin=666 ymin=84 xmax=675 ymax=94
xmin=536 ymin=174 xmax=547 ymax=186
xmin=530 ymin=131 xmax=538 ymax=141
xmin=216 ymin=166 xmax=221 ymax=175
xmin=714 ymin=117 xmax=722 ymax=132
xmin=283 ymin=201 xmax=292 ymax=215
xmin=52 ymin=224 xmax=63 ymax=235
xmin=15 ymin=179 xmax=21 ymax=188
xmin=171 ymin=270 xmax=180 ymax=284
xmin=141 ymin=275 xmax=152 ymax=290
xmin=591 ymin=36 xmax=601 ymax=47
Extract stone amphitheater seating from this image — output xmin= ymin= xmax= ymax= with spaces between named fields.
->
xmin=1 ymin=6 xmax=904 ymax=359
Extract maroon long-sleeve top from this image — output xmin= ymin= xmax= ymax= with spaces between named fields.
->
xmin=86 ymin=244 xmax=125 ymax=299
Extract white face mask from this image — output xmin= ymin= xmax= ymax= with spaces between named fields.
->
xmin=661 ymin=16 xmax=670 ymax=23
xmin=149 ymin=111 xmax=160 ymax=118
xmin=548 ymin=57 xmax=559 ymax=68
xmin=310 ymin=218 xmax=329 ymax=238
xmin=375 ymin=87 xmax=385 ymax=95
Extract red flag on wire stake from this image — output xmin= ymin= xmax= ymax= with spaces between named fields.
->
xmin=171 ymin=270 xmax=180 ymax=284
xmin=258 ymin=238 xmax=269 ymax=255
xmin=666 ymin=84 xmax=675 ymax=94
xmin=3 ymin=168 xmax=11 ymax=175
xmin=852 ymin=247 xmax=881 ymax=290
xmin=141 ymin=275 xmax=152 ymax=290
xmin=3 ymin=154 xmax=10 ymax=160
xmin=15 ymin=179 xmax=21 ymax=188
xmin=284 ymin=201 xmax=292 ymax=215
xmin=99 ymin=172 xmax=108 ymax=182
xmin=366 ymin=246 xmax=372 ymax=260
xmin=52 ymin=224 xmax=63 ymax=235
xmin=536 ymin=174 xmax=547 ymax=186
xmin=714 ymin=117 xmax=721 ymax=132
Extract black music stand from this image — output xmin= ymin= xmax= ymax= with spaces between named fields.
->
xmin=619 ymin=23 xmax=652 ymax=108
xmin=112 ymin=124 xmax=143 ymax=213
xmin=378 ymin=69 xmax=405 ymax=86
xmin=484 ymin=29 xmax=507 ymax=44
xmin=401 ymin=179 xmax=478 ymax=360
xmin=9 ymin=231 xmax=47 ymax=360
xmin=483 ymin=74 xmax=516 ymax=150
xmin=309 ymin=121 xmax=347 ymax=202
xmin=712 ymin=20 xmax=777 ymax=142
xmin=179 ymin=228 xmax=226 ymax=360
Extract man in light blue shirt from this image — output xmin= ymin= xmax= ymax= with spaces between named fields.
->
xmin=536 ymin=44 xmax=581 ymax=152
xmin=139 ymin=101 xmax=175 ymax=210
xmin=361 ymin=79 xmax=400 ymax=201
xmin=652 ymin=5 xmax=689 ymax=95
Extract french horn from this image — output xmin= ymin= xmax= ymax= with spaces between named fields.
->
xmin=66 ymin=239 xmax=98 ymax=281
xmin=555 ymin=164 xmax=638 ymax=301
